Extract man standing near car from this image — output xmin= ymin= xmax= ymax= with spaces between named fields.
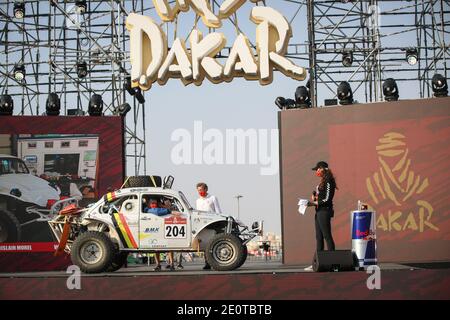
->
xmin=196 ymin=182 xmax=222 ymax=270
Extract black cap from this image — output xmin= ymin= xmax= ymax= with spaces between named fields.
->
xmin=312 ymin=161 xmax=329 ymax=171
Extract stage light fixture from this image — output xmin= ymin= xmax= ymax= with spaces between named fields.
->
xmin=14 ymin=1 xmax=25 ymax=19
xmin=0 ymin=94 xmax=14 ymax=116
xmin=88 ymin=94 xmax=103 ymax=116
xmin=275 ymin=96 xmax=287 ymax=110
xmin=295 ymin=86 xmax=311 ymax=108
xmin=46 ymin=93 xmax=61 ymax=116
xmin=383 ymin=78 xmax=399 ymax=101
xmin=342 ymin=51 xmax=353 ymax=67
xmin=114 ymin=103 xmax=131 ymax=117
xmin=76 ymin=0 xmax=87 ymax=14
xmin=406 ymin=48 xmax=418 ymax=66
xmin=134 ymin=88 xmax=146 ymax=104
xmin=337 ymin=81 xmax=353 ymax=105
xmin=76 ymin=60 xmax=88 ymax=78
xmin=124 ymin=76 xmax=136 ymax=96
xmin=275 ymin=96 xmax=298 ymax=110
xmin=14 ymin=63 xmax=25 ymax=82
xmin=324 ymin=99 xmax=338 ymax=106
xmin=431 ymin=74 xmax=448 ymax=97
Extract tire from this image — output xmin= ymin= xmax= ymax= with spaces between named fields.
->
xmin=205 ymin=233 xmax=246 ymax=271
xmin=71 ymin=231 xmax=115 ymax=273
xmin=106 ymin=251 xmax=128 ymax=272
xmin=0 ymin=209 xmax=21 ymax=243
xmin=124 ymin=176 xmax=162 ymax=188
xmin=236 ymin=243 xmax=248 ymax=268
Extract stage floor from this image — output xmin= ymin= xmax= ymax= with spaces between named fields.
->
xmin=0 ymin=260 xmax=423 ymax=278
xmin=1 ymin=260 xmax=449 ymax=299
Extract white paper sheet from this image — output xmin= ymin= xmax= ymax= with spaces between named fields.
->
xmin=297 ymin=199 xmax=309 ymax=215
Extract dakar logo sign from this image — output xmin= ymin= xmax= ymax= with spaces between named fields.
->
xmin=365 ymin=132 xmax=439 ymax=233
xmin=126 ymin=0 xmax=306 ymax=91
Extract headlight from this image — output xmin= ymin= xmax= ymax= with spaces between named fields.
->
xmin=10 ymin=188 xmax=22 ymax=197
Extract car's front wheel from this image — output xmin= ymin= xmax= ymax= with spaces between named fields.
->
xmin=205 ymin=233 xmax=246 ymax=271
xmin=71 ymin=231 xmax=115 ymax=273
xmin=0 ymin=209 xmax=21 ymax=243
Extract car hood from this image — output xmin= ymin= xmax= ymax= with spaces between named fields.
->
xmin=191 ymin=210 xmax=242 ymax=222
xmin=0 ymin=173 xmax=60 ymax=207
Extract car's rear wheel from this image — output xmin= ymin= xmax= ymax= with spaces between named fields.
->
xmin=106 ymin=251 xmax=128 ymax=272
xmin=71 ymin=231 xmax=115 ymax=273
xmin=205 ymin=233 xmax=246 ymax=271
xmin=0 ymin=209 xmax=21 ymax=243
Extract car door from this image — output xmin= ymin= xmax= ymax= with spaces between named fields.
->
xmin=139 ymin=193 xmax=191 ymax=249
xmin=109 ymin=195 xmax=140 ymax=249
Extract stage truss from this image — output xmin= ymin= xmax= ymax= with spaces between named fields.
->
xmin=0 ymin=0 xmax=448 ymax=171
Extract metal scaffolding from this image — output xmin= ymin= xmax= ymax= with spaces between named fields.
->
xmin=0 ymin=0 xmax=148 ymax=176
xmin=305 ymin=0 xmax=449 ymax=107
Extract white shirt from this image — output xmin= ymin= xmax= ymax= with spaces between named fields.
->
xmin=196 ymin=194 xmax=222 ymax=213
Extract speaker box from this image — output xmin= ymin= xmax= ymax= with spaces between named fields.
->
xmin=312 ymin=250 xmax=356 ymax=272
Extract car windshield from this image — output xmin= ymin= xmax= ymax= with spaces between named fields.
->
xmin=0 ymin=157 xmax=29 ymax=175
xmin=179 ymin=191 xmax=193 ymax=210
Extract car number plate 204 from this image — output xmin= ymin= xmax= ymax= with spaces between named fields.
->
xmin=164 ymin=216 xmax=187 ymax=239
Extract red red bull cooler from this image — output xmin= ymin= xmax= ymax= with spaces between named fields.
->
xmin=351 ymin=210 xmax=377 ymax=269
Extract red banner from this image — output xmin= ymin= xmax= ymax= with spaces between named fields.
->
xmin=0 ymin=242 xmax=58 ymax=253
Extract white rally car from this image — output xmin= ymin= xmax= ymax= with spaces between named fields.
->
xmin=48 ymin=178 xmax=263 ymax=273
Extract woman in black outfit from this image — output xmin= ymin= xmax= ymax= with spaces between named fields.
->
xmin=310 ymin=161 xmax=337 ymax=251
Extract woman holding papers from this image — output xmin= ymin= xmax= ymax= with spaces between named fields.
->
xmin=310 ymin=161 xmax=337 ymax=251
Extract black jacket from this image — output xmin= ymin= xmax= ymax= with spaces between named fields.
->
xmin=316 ymin=177 xmax=336 ymax=212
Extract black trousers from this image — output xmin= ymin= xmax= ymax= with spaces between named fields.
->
xmin=315 ymin=208 xmax=335 ymax=251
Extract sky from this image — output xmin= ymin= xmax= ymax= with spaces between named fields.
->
xmin=2 ymin=1 xmax=447 ymax=236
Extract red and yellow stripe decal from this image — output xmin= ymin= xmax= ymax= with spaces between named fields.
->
xmin=105 ymin=192 xmax=117 ymax=203
xmin=113 ymin=213 xmax=138 ymax=249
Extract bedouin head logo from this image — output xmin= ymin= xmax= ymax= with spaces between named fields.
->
xmin=365 ymin=132 xmax=438 ymax=233
xmin=126 ymin=1 xmax=306 ymax=91
xmin=366 ymin=132 xmax=429 ymax=206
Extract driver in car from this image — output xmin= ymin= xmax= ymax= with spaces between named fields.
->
xmin=144 ymin=199 xmax=170 ymax=216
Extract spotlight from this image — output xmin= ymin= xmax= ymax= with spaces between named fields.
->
xmin=75 ymin=0 xmax=87 ymax=14
xmin=14 ymin=1 xmax=25 ymax=19
xmin=342 ymin=51 xmax=353 ymax=67
xmin=431 ymin=74 xmax=448 ymax=97
xmin=383 ymin=78 xmax=399 ymax=101
xmin=275 ymin=97 xmax=286 ymax=110
xmin=124 ymin=77 xmax=136 ymax=96
xmin=295 ymin=86 xmax=311 ymax=108
xmin=76 ymin=60 xmax=88 ymax=78
xmin=88 ymin=94 xmax=103 ymax=116
xmin=275 ymin=97 xmax=297 ymax=110
xmin=337 ymin=81 xmax=353 ymax=105
xmin=406 ymin=48 xmax=418 ymax=66
xmin=114 ymin=103 xmax=131 ymax=117
xmin=134 ymin=88 xmax=145 ymax=104
xmin=14 ymin=63 xmax=25 ymax=82
xmin=46 ymin=93 xmax=61 ymax=116
xmin=0 ymin=94 xmax=14 ymax=116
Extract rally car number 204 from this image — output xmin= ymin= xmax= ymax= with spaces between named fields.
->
xmin=48 ymin=182 xmax=263 ymax=273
